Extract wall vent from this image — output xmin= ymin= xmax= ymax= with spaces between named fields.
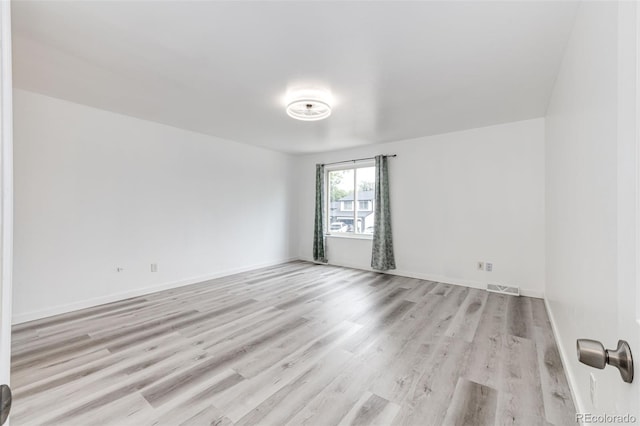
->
xmin=487 ymin=283 xmax=520 ymax=296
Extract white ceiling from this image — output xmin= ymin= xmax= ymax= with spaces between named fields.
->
xmin=12 ymin=1 xmax=578 ymax=154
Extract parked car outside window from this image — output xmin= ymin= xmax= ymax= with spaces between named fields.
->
xmin=330 ymin=222 xmax=348 ymax=232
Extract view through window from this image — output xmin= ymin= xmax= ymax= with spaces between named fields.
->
xmin=327 ymin=165 xmax=375 ymax=235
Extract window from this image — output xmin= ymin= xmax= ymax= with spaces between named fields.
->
xmin=327 ymin=164 xmax=375 ymax=235
xmin=342 ymin=201 xmax=354 ymax=211
xmin=358 ymin=200 xmax=371 ymax=211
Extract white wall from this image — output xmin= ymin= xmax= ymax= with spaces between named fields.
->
xmin=546 ymin=0 xmax=639 ymax=417
xmin=295 ymin=118 xmax=546 ymax=297
xmin=12 ymin=89 xmax=296 ymax=323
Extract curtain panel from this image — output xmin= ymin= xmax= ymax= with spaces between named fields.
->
xmin=371 ymin=155 xmax=396 ymax=270
xmin=313 ymin=164 xmax=327 ymax=263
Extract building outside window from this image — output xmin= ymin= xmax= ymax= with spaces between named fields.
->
xmin=327 ymin=164 xmax=375 ymax=235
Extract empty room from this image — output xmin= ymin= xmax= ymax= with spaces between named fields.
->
xmin=0 ymin=0 xmax=639 ymax=425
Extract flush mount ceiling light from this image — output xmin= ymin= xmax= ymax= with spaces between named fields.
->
xmin=285 ymin=89 xmax=333 ymax=121
xmin=286 ymin=99 xmax=331 ymax=121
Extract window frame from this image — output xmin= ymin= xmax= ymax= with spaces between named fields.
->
xmin=325 ymin=160 xmax=375 ymax=239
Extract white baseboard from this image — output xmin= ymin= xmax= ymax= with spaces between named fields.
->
xmin=544 ymin=297 xmax=585 ymax=419
xmin=12 ymin=257 xmax=298 ymax=325
xmin=15 ymin=255 xmax=543 ymax=324
xmin=298 ymin=256 xmax=544 ymax=299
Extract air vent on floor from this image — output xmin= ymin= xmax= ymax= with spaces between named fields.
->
xmin=487 ymin=283 xmax=520 ymax=296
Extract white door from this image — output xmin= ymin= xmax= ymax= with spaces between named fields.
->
xmin=614 ymin=0 xmax=640 ymax=419
xmin=0 ymin=0 xmax=13 ymax=424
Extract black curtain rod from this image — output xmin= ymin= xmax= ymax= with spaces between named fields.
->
xmin=321 ymin=154 xmax=397 ymax=167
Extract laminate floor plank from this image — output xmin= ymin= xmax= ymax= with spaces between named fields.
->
xmin=403 ymin=285 xmax=470 ymax=345
xmin=141 ymin=316 xmax=312 ymax=408
xmin=211 ymin=321 xmax=362 ymax=422
xmin=15 ymin=332 xmax=193 ymax=402
xmin=177 ymin=406 xmax=233 ymax=426
xmin=506 ymin=296 xmax=534 ymax=340
xmin=232 ymin=313 xmax=347 ymax=378
xmin=11 ymin=262 xmax=576 ymax=425
xmin=442 ymin=378 xmax=498 ymax=426
xmin=12 ymin=298 xmax=148 ymax=334
xmin=445 ymin=289 xmax=488 ymax=342
xmin=302 ymin=277 xmax=406 ymax=322
xmin=533 ymin=325 xmax=576 ymax=425
xmin=14 ymin=342 xmax=204 ymax=425
xmin=12 ymin=310 xmax=201 ymax=371
xmin=462 ymin=293 xmax=508 ymax=391
xmin=337 ymin=392 xmax=400 ymax=426
xmin=65 ymin=393 xmax=154 ymax=426
xmin=403 ymin=280 xmax=438 ymax=302
xmin=364 ymin=297 xmax=446 ymax=401
xmin=129 ymin=370 xmax=240 ymax=426
xmin=392 ymin=336 xmax=473 ymax=426
xmin=494 ymin=335 xmax=547 ymax=426
xmin=342 ymin=299 xmax=416 ymax=354
xmin=10 ymin=348 xmax=113 ymax=389
xmin=233 ymin=346 xmax=352 ymax=426
xmin=284 ymin=340 xmax=403 ymax=426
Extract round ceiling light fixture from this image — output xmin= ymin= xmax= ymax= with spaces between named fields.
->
xmin=285 ymin=89 xmax=333 ymax=121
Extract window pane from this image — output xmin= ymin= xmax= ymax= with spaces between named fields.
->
xmin=356 ymin=167 xmax=375 ymax=234
xmin=328 ymin=169 xmax=354 ymax=233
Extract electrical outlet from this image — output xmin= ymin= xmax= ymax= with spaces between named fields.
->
xmin=477 ymin=261 xmax=485 ymax=271
xmin=151 ymin=263 xmax=158 ymax=272
xmin=486 ymin=262 xmax=493 ymax=272
xmin=590 ymin=373 xmax=597 ymax=407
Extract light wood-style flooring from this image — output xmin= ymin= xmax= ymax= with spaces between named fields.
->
xmin=11 ymin=261 xmax=576 ymax=425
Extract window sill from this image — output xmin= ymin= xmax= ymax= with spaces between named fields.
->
xmin=326 ymin=233 xmax=373 ymax=241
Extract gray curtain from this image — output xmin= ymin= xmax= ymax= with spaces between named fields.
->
xmin=371 ymin=155 xmax=396 ymax=270
xmin=313 ymin=164 xmax=327 ymax=263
